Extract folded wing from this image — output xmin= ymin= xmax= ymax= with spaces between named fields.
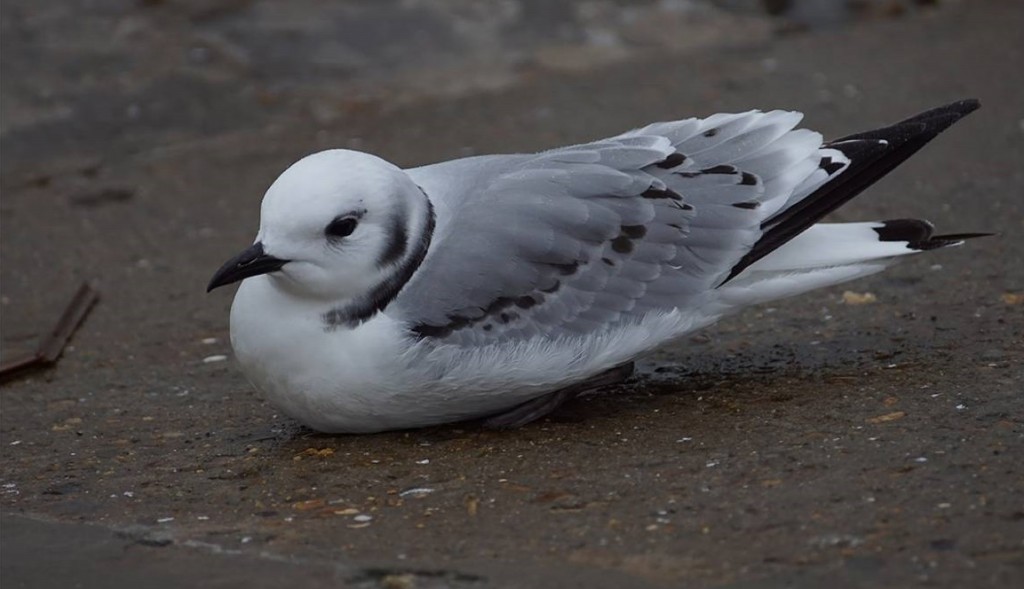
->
xmin=393 ymin=101 xmax=979 ymax=346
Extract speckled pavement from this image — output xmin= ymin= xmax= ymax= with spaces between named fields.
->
xmin=2 ymin=1 xmax=1022 ymax=587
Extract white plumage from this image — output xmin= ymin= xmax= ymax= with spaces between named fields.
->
xmin=208 ymin=100 xmax=984 ymax=433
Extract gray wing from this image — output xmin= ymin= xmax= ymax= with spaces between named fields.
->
xmin=392 ymin=110 xmax=847 ymax=345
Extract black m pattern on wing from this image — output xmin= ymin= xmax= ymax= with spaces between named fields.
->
xmin=396 ymin=132 xmax=777 ymax=345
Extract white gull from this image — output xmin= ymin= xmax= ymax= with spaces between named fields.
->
xmin=208 ymin=100 xmax=986 ymax=433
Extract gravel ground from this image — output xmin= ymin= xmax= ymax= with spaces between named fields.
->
xmin=1 ymin=1 xmax=1022 ymax=587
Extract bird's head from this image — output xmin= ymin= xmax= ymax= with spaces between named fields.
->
xmin=207 ymin=149 xmax=431 ymax=302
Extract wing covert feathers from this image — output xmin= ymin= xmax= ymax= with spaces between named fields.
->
xmin=399 ymin=100 xmax=983 ymax=344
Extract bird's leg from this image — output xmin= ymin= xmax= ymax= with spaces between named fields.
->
xmin=481 ymin=361 xmax=635 ymax=429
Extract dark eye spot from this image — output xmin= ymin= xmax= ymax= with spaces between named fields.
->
xmin=325 ymin=216 xmax=358 ymax=239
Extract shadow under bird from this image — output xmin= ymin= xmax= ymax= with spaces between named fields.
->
xmin=208 ymin=99 xmax=988 ymax=433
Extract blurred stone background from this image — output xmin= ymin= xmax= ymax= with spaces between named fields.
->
xmin=1 ymin=0 xmax=952 ymax=175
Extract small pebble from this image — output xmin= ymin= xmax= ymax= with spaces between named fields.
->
xmin=399 ymin=487 xmax=435 ymax=498
xmin=203 ymin=355 xmax=227 ymax=364
xmin=842 ymin=290 xmax=877 ymax=305
xmin=353 ymin=514 xmax=373 ymax=522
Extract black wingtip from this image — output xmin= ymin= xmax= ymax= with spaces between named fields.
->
xmin=952 ymin=98 xmax=981 ymax=115
xmin=930 ymin=231 xmax=996 ymax=241
xmin=832 ymin=98 xmax=981 ymax=144
xmin=922 ymin=231 xmax=996 ymax=250
xmin=915 ymin=98 xmax=981 ymax=120
xmin=873 ymin=219 xmax=994 ymax=251
xmin=873 ymin=218 xmax=935 ymax=243
xmin=901 ymin=98 xmax=980 ymax=139
xmin=720 ymin=100 xmax=983 ymax=284
xmin=904 ymin=98 xmax=981 ymax=122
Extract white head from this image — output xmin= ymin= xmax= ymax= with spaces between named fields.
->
xmin=207 ymin=150 xmax=433 ymax=306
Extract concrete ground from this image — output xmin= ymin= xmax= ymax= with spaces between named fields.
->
xmin=1 ymin=1 xmax=1022 ymax=587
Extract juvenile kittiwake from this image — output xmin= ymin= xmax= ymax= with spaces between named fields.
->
xmin=208 ymin=99 xmax=987 ymax=433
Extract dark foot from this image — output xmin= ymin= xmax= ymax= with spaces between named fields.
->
xmin=482 ymin=362 xmax=635 ymax=429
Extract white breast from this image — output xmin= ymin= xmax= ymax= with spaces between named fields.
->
xmin=229 ymin=275 xmax=707 ymax=433
xmin=230 ymin=276 xmax=410 ymax=432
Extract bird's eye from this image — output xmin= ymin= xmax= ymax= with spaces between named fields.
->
xmin=325 ymin=216 xmax=358 ymax=239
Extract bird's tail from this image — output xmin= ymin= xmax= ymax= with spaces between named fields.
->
xmin=714 ymin=219 xmax=989 ymax=310
xmin=720 ymin=99 xmax=982 ymax=283
xmin=706 ymin=99 xmax=991 ymax=310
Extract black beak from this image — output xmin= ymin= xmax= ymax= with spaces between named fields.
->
xmin=207 ymin=242 xmax=288 ymax=292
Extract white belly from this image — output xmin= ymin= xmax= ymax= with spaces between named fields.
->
xmin=229 ymin=276 xmax=703 ymax=433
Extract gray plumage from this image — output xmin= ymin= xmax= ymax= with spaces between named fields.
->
xmin=396 ymin=110 xmax=850 ymax=346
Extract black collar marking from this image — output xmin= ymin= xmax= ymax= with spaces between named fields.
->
xmin=322 ymin=196 xmax=435 ymax=330
xmin=376 ymin=203 xmax=409 ymax=269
